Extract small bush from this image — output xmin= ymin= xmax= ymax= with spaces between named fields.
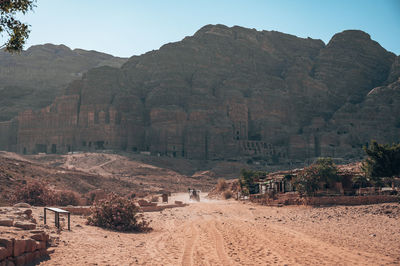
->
xmin=216 ymin=178 xmax=228 ymax=192
xmin=222 ymin=190 xmax=233 ymax=199
xmin=11 ymin=181 xmax=57 ymax=206
xmin=11 ymin=181 xmax=85 ymax=206
xmin=86 ymin=193 xmax=151 ymax=232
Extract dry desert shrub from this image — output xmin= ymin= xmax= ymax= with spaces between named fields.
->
xmin=216 ymin=178 xmax=228 ymax=192
xmin=55 ymin=190 xmax=83 ymax=206
xmin=11 ymin=180 xmax=57 ymax=206
xmin=11 ymin=181 xmax=84 ymax=206
xmin=222 ymin=190 xmax=233 ymax=199
xmin=86 ymin=193 xmax=152 ymax=232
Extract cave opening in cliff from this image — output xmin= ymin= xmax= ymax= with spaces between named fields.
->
xmin=51 ymin=144 xmax=57 ymax=154
xmin=35 ymin=144 xmax=47 ymax=153
xmin=95 ymin=141 xmax=105 ymax=150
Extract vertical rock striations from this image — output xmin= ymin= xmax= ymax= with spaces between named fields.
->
xmin=1 ymin=25 xmax=399 ymax=164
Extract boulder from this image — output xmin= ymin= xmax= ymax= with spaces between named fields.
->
xmin=0 ymin=219 xmax=13 ymax=227
xmin=29 ymin=232 xmax=46 ymax=242
xmin=13 ymin=222 xmax=36 ymax=230
xmin=14 ymin=253 xmax=26 ymax=266
xmin=32 ymin=250 xmax=41 ymax=261
xmin=36 ymin=241 xmax=46 ymax=250
xmin=2 ymin=260 xmax=14 ymax=266
xmin=0 ymin=246 xmax=9 ymax=261
xmin=21 ymin=252 xmax=34 ymax=265
xmin=39 ymin=248 xmax=48 ymax=256
xmin=29 ymin=230 xmax=45 ymax=234
xmin=13 ymin=240 xmax=26 ymax=257
xmin=23 ymin=209 xmax=32 ymax=218
xmin=138 ymin=200 xmax=157 ymax=207
xmin=0 ymin=238 xmax=13 ymax=258
xmin=24 ymin=239 xmax=36 ymax=253
xmin=12 ymin=203 xmax=31 ymax=208
xmin=23 ymin=252 xmax=35 ymax=265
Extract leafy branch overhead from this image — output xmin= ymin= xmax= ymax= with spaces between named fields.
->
xmin=0 ymin=0 xmax=36 ymax=52
xmin=362 ymin=141 xmax=400 ymax=183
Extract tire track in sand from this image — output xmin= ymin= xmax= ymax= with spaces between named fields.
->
xmin=209 ymin=221 xmax=232 ymax=266
xmin=181 ymin=223 xmax=199 ymax=266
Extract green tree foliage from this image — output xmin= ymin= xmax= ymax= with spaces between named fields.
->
xmin=293 ymin=167 xmax=320 ymax=196
xmin=0 ymin=0 xmax=35 ymax=52
xmin=238 ymin=169 xmax=266 ymax=195
xmin=313 ymin=158 xmax=341 ymax=186
xmin=362 ymin=141 xmax=400 ymax=185
xmin=294 ymin=158 xmax=340 ymax=196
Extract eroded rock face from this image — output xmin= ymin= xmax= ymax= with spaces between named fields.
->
xmin=0 ymin=44 xmax=127 ymax=122
xmin=2 ymin=25 xmax=399 ymax=163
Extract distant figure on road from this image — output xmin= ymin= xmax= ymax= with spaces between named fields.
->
xmin=188 ymin=188 xmax=200 ymax=202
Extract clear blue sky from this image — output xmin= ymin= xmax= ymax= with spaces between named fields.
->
xmin=7 ymin=0 xmax=400 ymax=57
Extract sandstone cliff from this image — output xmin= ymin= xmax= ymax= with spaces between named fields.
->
xmin=0 ymin=44 xmax=127 ymax=121
xmin=2 ymin=25 xmax=399 ymax=164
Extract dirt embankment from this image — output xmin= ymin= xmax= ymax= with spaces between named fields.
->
xmin=0 ymin=152 xmax=217 ymax=205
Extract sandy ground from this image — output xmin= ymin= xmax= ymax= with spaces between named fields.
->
xmin=34 ymin=195 xmax=400 ymax=266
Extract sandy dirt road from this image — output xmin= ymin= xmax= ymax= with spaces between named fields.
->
xmin=41 ymin=196 xmax=400 ymax=266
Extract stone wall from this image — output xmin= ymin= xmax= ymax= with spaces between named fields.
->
xmin=249 ymin=193 xmax=399 ymax=207
xmin=0 ymin=207 xmax=51 ymax=266
xmin=302 ymin=195 xmax=400 ymax=206
xmin=0 ymin=231 xmax=50 ymax=266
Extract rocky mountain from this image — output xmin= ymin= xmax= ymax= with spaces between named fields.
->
xmin=1 ymin=25 xmax=399 ymax=164
xmin=0 ymin=44 xmax=127 ymax=121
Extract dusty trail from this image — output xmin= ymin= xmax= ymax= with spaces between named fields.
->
xmin=181 ymin=223 xmax=199 ymax=266
xmin=41 ymin=198 xmax=400 ymax=265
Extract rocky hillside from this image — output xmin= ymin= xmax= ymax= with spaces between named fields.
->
xmin=2 ymin=25 xmax=399 ymax=164
xmin=0 ymin=152 xmax=213 ymax=205
xmin=0 ymin=44 xmax=127 ymax=121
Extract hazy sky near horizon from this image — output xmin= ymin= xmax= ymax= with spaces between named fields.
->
xmin=5 ymin=0 xmax=400 ymax=57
